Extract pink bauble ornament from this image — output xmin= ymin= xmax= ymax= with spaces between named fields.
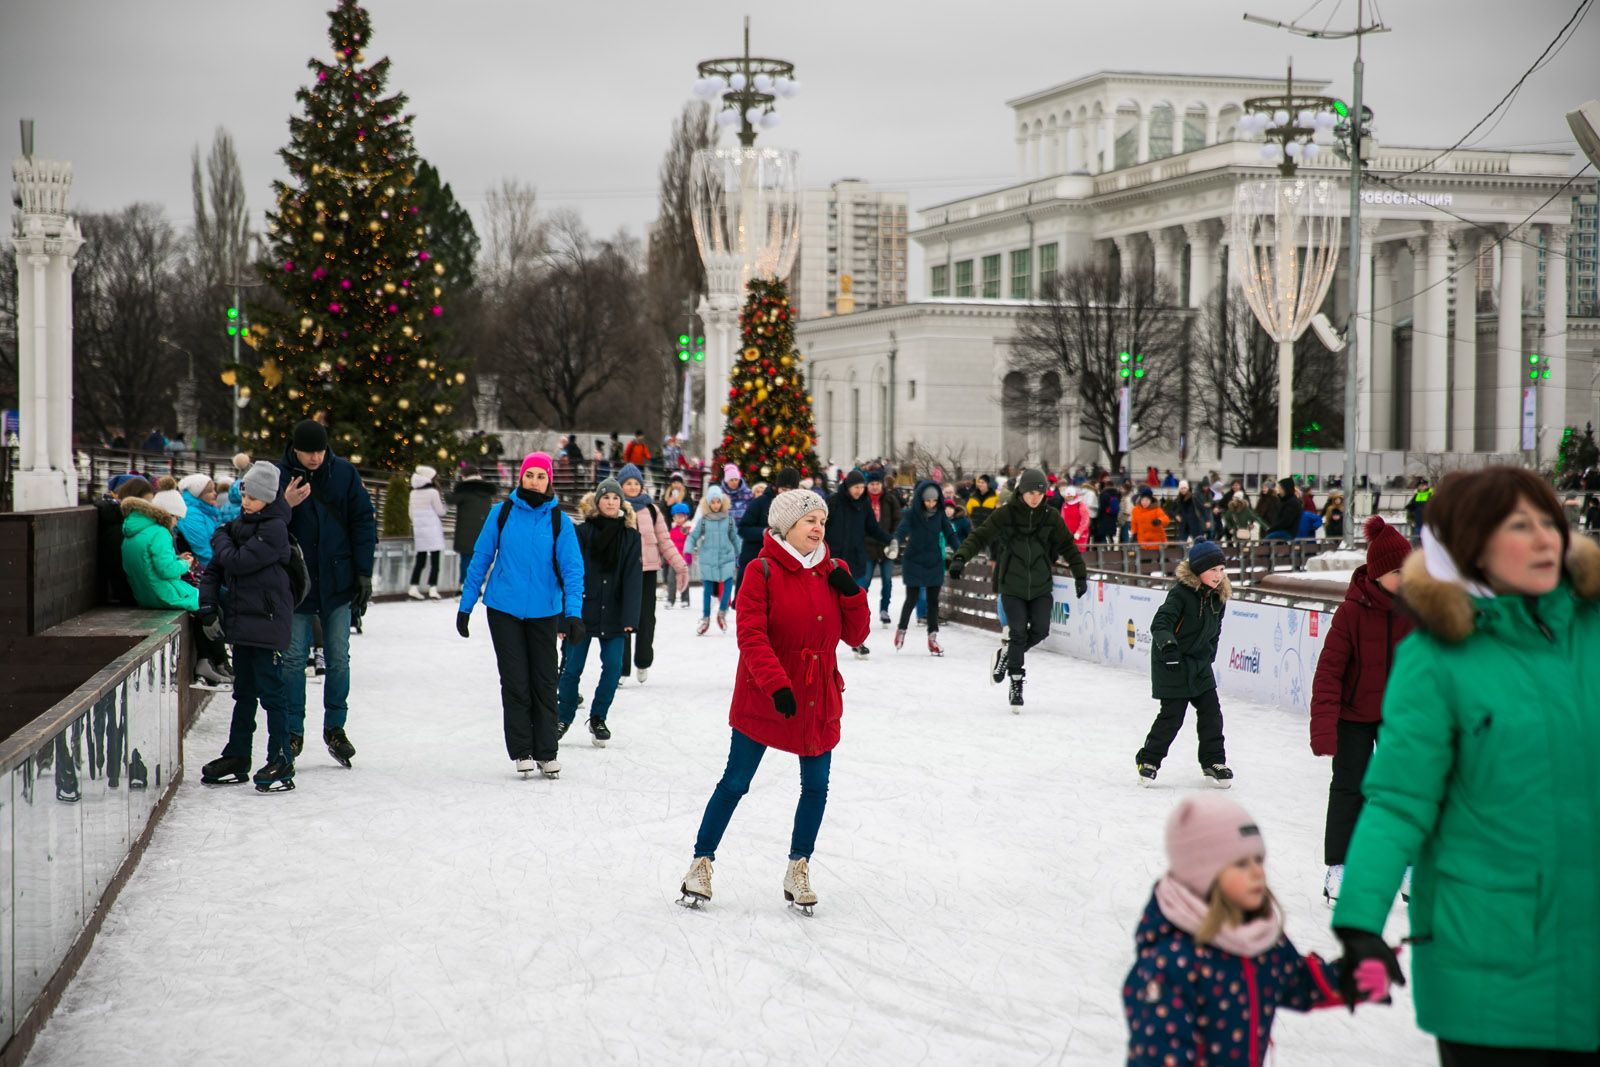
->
xmin=431 ymin=306 xmax=442 ymax=317
xmin=387 ymin=304 xmax=398 ymax=313
xmin=329 ymin=302 xmax=341 ymax=313
xmin=340 ymin=279 xmax=351 ymax=289
xmin=284 ymin=261 xmax=295 ymax=271
xmin=418 ymin=251 xmax=429 ymax=261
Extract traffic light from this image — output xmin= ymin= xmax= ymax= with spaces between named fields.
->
xmin=694 ymin=335 xmax=705 ymax=362
xmin=677 ymin=334 xmax=691 ymax=361
xmin=1530 ymin=353 xmax=1550 ymax=381
xmin=226 ymin=306 xmax=240 ymax=336
xmin=1118 ymin=352 xmax=1145 ymax=379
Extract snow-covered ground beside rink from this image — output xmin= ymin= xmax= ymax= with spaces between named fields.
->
xmin=24 ymin=596 xmax=1433 ymax=1066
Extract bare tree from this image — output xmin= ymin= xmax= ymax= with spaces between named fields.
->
xmin=481 ymin=179 xmax=544 ymax=293
xmin=1012 ymin=262 xmax=1185 ymax=473
xmin=191 ymin=128 xmax=250 ymax=290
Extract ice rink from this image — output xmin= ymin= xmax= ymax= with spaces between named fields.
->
xmin=24 ymin=593 xmax=1434 ymax=1066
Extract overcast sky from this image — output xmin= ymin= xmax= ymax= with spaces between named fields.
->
xmin=3 ymin=0 xmax=1594 ymax=297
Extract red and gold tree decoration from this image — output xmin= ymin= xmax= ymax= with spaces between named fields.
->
xmin=719 ymin=276 xmax=821 ymax=480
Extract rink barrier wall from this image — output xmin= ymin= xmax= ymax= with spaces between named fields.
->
xmin=0 ymin=613 xmax=185 ymax=1067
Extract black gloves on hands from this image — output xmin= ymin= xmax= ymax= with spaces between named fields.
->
xmin=826 ymin=565 xmax=860 ymax=597
xmin=352 ymin=575 xmax=373 ymax=615
xmin=198 ymin=610 xmax=223 ymax=642
xmin=1333 ymin=927 xmax=1405 ymax=1011
xmin=1075 ymin=576 xmax=1089 ymax=599
xmin=456 ymin=612 xmax=471 ymax=639
xmin=562 ymin=617 xmax=586 ymax=643
xmin=1160 ymin=643 xmax=1181 ymax=669
xmin=946 ymin=558 xmax=965 ymax=579
xmin=772 ymin=687 xmax=798 ymax=719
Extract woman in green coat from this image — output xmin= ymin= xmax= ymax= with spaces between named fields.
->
xmin=121 ymin=492 xmax=199 ymax=612
xmin=1332 ymin=467 xmax=1600 ymax=1063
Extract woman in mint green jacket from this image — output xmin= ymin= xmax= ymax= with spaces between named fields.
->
xmin=120 ymin=495 xmax=200 ymax=612
xmin=1332 ymin=467 xmax=1600 ymax=1063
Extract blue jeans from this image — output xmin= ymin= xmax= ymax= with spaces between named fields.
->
xmin=1265 ymin=530 xmax=1291 ymax=541
xmin=702 ymin=579 xmax=732 ymax=615
xmin=864 ymin=558 xmax=894 ymax=612
xmin=694 ymin=728 xmax=832 ymax=861
xmin=282 ymin=602 xmax=352 ymax=734
xmin=223 ymin=645 xmax=291 ymax=764
xmin=996 ymin=594 xmax=1007 ymax=627
xmin=557 ymin=634 xmax=624 ymax=724
xmin=915 ymin=586 xmax=927 ymax=620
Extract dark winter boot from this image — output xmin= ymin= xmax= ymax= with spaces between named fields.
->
xmin=1202 ymin=764 xmax=1234 ymax=789
xmin=253 ymin=760 xmax=296 ymax=793
xmin=201 ymin=755 xmax=251 ymax=784
xmin=289 ymin=733 xmax=304 ymax=758
xmin=990 ymin=642 xmax=1010 ymax=684
xmin=323 ymin=727 xmax=355 ymax=768
xmin=588 ymin=717 xmax=611 ymax=748
xmin=556 ymin=720 xmax=571 ymax=741
xmin=1008 ymin=671 xmax=1025 ymax=710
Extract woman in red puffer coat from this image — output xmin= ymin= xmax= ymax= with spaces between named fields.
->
xmin=1309 ymin=515 xmax=1414 ymax=903
xmin=678 ymin=489 xmax=872 ymax=915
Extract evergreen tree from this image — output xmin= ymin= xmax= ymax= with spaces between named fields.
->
xmin=718 ymin=277 xmax=821 ymax=480
xmin=247 ymin=0 xmax=464 ymax=470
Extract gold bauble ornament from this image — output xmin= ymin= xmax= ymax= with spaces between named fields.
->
xmin=300 ymin=316 xmax=313 ymax=331
xmin=454 ymin=372 xmax=468 ymax=384
xmin=402 ymin=325 xmax=414 ymax=337
xmin=760 ymin=465 xmax=772 ymax=478
xmin=743 ymin=347 xmax=760 ymax=361
xmin=368 ymin=221 xmax=381 ymax=232
xmin=756 ymin=389 xmax=769 ymax=402
xmin=433 ymin=263 xmax=445 ymax=275
xmin=397 ymin=398 xmax=410 ymax=409
xmin=384 ymin=282 xmax=396 ymax=293
xmin=720 ymin=405 xmax=729 ymax=415
xmin=314 ymin=200 xmax=326 ymax=211
xmin=780 ymin=355 xmax=792 ymax=367
xmin=338 ymin=210 xmax=350 ymax=221
xmin=312 ymin=231 xmax=325 ymax=242
xmin=774 ymin=377 xmax=785 ymax=387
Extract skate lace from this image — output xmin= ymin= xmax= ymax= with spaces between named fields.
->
xmin=690 ymin=857 xmax=712 ymax=888
xmin=789 ymin=860 xmax=811 ymax=894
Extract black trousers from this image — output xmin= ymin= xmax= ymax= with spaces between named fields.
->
xmin=999 ymin=593 xmax=1052 ymax=675
xmin=189 ymin=612 xmax=231 ymax=669
xmin=487 ymin=608 xmax=560 ymax=761
xmin=410 ymin=550 xmax=441 ymax=585
xmin=899 ymin=585 xmax=942 ymax=633
xmin=622 ymin=569 xmax=660 ymax=676
xmin=1439 ymin=1041 xmax=1600 ymax=1066
xmin=1324 ymin=718 xmax=1380 ymax=865
xmin=1137 ymin=688 xmax=1226 ymax=767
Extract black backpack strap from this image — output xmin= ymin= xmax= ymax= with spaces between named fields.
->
xmin=493 ymin=501 xmax=566 ymax=592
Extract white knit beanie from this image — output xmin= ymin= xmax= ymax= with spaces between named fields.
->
xmin=768 ymin=489 xmax=828 ymax=536
xmin=178 ymin=473 xmax=212 ymax=497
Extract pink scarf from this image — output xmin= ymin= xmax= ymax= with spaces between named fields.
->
xmin=1154 ymin=874 xmax=1283 ymax=958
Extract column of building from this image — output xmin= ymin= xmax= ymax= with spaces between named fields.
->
xmin=1420 ymin=222 xmax=1451 ymax=451
xmin=1496 ymin=227 xmax=1525 ymax=453
xmin=1543 ymin=223 xmax=1570 ymax=440
xmin=1355 ymin=219 xmax=1379 ymax=452
xmin=1450 ymin=226 xmax=1482 ymax=452
xmin=1369 ymin=242 xmax=1397 ymax=449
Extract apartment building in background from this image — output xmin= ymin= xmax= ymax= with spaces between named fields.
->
xmin=793 ymin=179 xmax=910 ymax=319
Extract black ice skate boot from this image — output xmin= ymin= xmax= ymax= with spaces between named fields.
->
xmin=201 ymin=755 xmax=251 ymax=784
xmin=253 ymin=761 xmax=296 ymax=793
xmin=289 ymin=733 xmax=304 ymax=758
xmin=990 ymin=642 xmax=1010 ymax=684
xmin=1008 ymin=671 xmax=1025 ymax=711
xmin=324 ymin=727 xmax=355 ymax=767
xmin=1202 ymin=764 xmax=1234 ymax=789
xmin=1136 ymin=761 xmax=1158 ymax=787
xmin=556 ymin=720 xmax=571 ymax=741
xmin=127 ymin=748 xmax=149 ymax=790
xmin=55 ymin=752 xmax=81 ymax=803
xmin=588 ymin=717 xmax=611 ymax=748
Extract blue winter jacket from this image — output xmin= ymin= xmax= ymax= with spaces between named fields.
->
xmin=199 ymin=497 xmax=294 ymax=651
xmin=459 ymin=493 xmax=585 ymax=621
xmin=176 ymin=491 xmax=224 ymax=565
xmin=1123 ymin=890 xmax=1344 ymax=1067
xmin=277 ymin=443 xmax=376 ymax=615
xmin=947 ymin=509 xmax=972 ymax=550
xmin=689 ymin=508 xmax=742 ymax=583
xmin=218 ymin=480 xmax=243 ymax=523
xmin=1297 ymin=510 xmax=1324 ymax=539
xmin=894 ymin=481 xmax=958 ymax=587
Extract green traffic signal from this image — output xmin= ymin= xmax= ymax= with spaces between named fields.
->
xmin=694 ymin=350 xmax=704 ymax=362
xmin=1333 ymin=100 xmax=1349 ymax=117
xmin=226 ymin=305 xmax=240 ymax=336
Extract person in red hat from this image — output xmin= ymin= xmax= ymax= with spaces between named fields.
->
xmin=1308 ymin=515 xmax=1414 ymax=904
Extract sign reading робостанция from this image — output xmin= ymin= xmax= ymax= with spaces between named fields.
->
xmin=1360 ymin=190 xmax=1454 ymax=206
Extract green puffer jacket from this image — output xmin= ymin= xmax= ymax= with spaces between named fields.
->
xmin=120 ymin=498 xmax=199 ymax=612
xmin=1149 ymin=560 xmax=1231 ymax=699
xmin=1332 ymin=537 xmax=1600 ymax=1051
xmin=951 ymin=497 xmax=1086 ymax=600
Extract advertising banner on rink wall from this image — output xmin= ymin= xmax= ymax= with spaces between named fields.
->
xmin=1039 ymin=578 xmax=1329 ymax=716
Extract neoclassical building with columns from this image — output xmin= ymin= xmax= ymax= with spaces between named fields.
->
xmin=797 ymin=69 xmax=1598 ymax=475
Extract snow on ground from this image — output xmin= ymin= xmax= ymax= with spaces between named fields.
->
xmin=25 ymin=595 xmax=1433 ymax=1066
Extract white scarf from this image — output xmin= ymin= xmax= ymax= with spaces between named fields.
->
xmin=1420 ymin=524 xmax=1495 ymax=599
xmin=1153 ymin=874 xmax=1283 ymax=959
xmin=774 ymin=531 xmax=827 ymax=569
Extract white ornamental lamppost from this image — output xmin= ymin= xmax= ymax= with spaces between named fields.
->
xmin=11 ymin=121 xmax=85 ymax=511
xmin=688 ymin=20 xmax=802 ymax=465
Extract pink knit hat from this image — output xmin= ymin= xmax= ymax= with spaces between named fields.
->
xmin=724 ymin=463 xmax=742 ymax=483
xmin=1165 ymin=795 xmax=1265 ymax=895
xmin=518 ymin=452 xmax=554 ymax=482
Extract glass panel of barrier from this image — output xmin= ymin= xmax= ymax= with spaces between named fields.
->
xmin=82 ymin=690 xmax=130 ymax=925
xmin=1 ymin=767 xmax=12 ymax=1041
xmin=11 ymin=728 xmax=86 ymax=1023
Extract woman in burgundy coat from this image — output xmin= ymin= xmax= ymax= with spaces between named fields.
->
xmin=1309 ymin=515 xmax=1414 ymax=904
xmin=679 ymin=489 xmax=872 ymax=914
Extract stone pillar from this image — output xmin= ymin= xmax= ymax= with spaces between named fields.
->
xmin=698 ymin=286 xmax=741 ymax=464
xmin=1421 ymin=223 xmax=1450 ymax=451
xmin=1356 ymin=219 xmax=1378 ymax=452
xmin=474 ymin=373 xmax=502 ymax=432
xmin=1151 ymin=229 xmax=1181 ymax=291
xmin=1183 ymin=220 xmax=1220 ymax=309
xmin=1544 ymin=223 xmax=1570 ymax=438
xmin=1016 ymin=136 xmax=1028 ymax=181
xmin=1496 ymin=227 xmax=1525 ymax=453
xmin=1136 ymin=111 xmax=1151 ymax=164
xmin=1112 ymin=234 xmax=1139 ymax=300
xmin=1449 ymin=227 xmax=1481 ymax=451
xmin=1406 ymin=237 xmax=1428 ymax=450
xmin=1102 ymin=112 xmax=1117 ymax=172
xmin=1370 ymin=242 xmax=1396 ymax=450
xmin=11 ymin=154 xmax=84 ymax=511
xmin=1204 ymin=109 xmax=1220 ymax=146
xmin=1171 ymin=110 xmax=1186 ymax=156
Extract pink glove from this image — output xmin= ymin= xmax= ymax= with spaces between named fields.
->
xmin=1354 ymin=958 xmax=1391 ymax=1003
xmin=676 ymin=566 xmax=690 ymax=594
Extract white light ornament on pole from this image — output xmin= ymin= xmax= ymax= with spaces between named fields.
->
xmin=1231 ymin=177 xmax=1341 ymax=478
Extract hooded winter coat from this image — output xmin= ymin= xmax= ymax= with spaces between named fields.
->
xmin=219 ymin=479 xmax=243 ymax=523
xmin=625 ymin=493 xmax=689 ymax=578
xmin=446 ymin=477 xmax=498 ymax=554
xmin=277 ymin=442 xmax=376 ymax=614
xmin=823 ymin=484 xmax=893 ymax=579
xmin=893 ymin=481 xmax=958 ymax=587
xmin=199 ymin=497 xmax=294 ymax=650
xmin=1130 ymin=502 xmax=1171 ymax=548
xmin=1171 ymin=491 xmax=1209 ymax=541
xmin=459 ymin=491 xmax=585 ymax=621
xmin=728 ymin=533 xmax=873 ymax=756
xmin=1266 ymin=482 xmax=1302 ymax=539
xmin=688 ymin=502 xmax=741 ymax=583
xmin=1150 ymin=560 xmax=1231 ymax=700
xmin=965 ymin=481 xmax=1000 ymax=526
xmin=408 ymin=481 xmax=447 ymax=554
xmin=950 ymin=497 xmax=1087 ymax=600
xmin=723 ymin=477 xmax=755 ymax=524
xmin=1331 ymin=537 xmax=1600 ymax=1051
xmin=120 ymin=498 xmax=199 ymax=612
xmin=1060 ymin=498 xmax=1090 ymax=548
xmin=175 ymin=492 xmax=224 ymax=566
xmin=1222 ymin=501 xmax=1262 ymax=538
xmin=573 ymin=494 xmax=642 ymax=638
xmin=1308 ymin=565 xmax=1415 ymax=755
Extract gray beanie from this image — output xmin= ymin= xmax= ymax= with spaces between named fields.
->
xmin=595 ymin=477 xmax=623 ymax=500
xmin=1014 ymin=468 xmax=1048 ymax=496
xmin=768 ymin=489 xmax=829 ymax=536
xmin=240 ymin=461 xmax=280 ymax=503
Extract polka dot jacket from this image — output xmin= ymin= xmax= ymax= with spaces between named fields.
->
xmin=1123 ymin=889 xmax=1346 ymax=1066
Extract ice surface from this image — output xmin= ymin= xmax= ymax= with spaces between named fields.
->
xmin=24 ymin=597 xmax=1433 ymax=1066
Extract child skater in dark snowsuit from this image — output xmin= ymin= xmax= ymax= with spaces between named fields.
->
xmin=892 ymin=480 xmax=958 ymax=656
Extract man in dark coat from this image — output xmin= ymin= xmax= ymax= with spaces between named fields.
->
xmin=446 ymin=464 xmax=499 ymax=577
xmin=737 ymin=467 xmax=801 ymax=582
xmin=276 ymin=420 xmax=376 ymax=765
xmin=824 ymin=469 xmax=892 ymax=658
xmin=1265 ymin=477 xmax=1302 ymax=540
xmin=862 ymin=469 xmax=905 ymax=624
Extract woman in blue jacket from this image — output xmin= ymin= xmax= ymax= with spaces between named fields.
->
xmin=893 ymin=481 xmax=958 ymax=656
xmin=457 ymin=453 xmax=586 ymax=779
xmin=557 ymin=479 xmax=641 ymax=748
xmin=176 ymin=474 xmax=224 ymax=566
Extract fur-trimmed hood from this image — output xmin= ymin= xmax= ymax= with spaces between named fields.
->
xmin=120 ymin=496 xmax=177 ymax=530
xmin=577 ymin=492 xmax=637 ymax=528
xmin=1174 ymin=559 xmax=1232 ymax=601
xmin=1399 ymin=534 xmax=1600 ymax=643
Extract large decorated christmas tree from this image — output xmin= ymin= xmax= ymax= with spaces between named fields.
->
xmin=245 ymin=0 xmax=464 ymax=470
xmin=719 ymin=277 xmax=821 ymax=480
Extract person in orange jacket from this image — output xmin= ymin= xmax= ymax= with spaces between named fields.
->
xmin=1130 ymin=489 xmax=1171 ymax=548
xmin=622 ymin=429 xmax=652 ymax=468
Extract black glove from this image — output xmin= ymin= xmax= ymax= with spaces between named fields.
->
xmin=352 ymin=575 xmax=372 ymax=615
xmin=947 ymin=558 xmax=966 ymax=579
xmin=198 ymin=609 xmax=223 ymax=643
xmin=1075 ymin=576 xmax=1089 ymax=599
xmin=562 ymin=617 xmax=586 ymax=643
xmin=772 ymin=687 xmax=797 ymax=719
xmin=827 ymin=565 xmax=860 ymax=597
xmin=456 ymin=612 xmax=471 ymax=639
xmin=1333 ymin=927 xmax=1405 ymax=1012
xmin=1160 ymin=643 xmax=1181 ymax=669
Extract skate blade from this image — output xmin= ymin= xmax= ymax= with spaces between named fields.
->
xmin=541 ymin=771 xmax=560 ymax=779
xmin=786 ymin=901 xmax=816 ymax=917
xmin=254 ymin=779 xmax=295 ymax=793
xmin=677 ymin=894 xmax=707 ymax=909
xmin=1204 ymin=777 xmax=1232 ymax=789
xmin=201 ymin=775 xmax=249 ymax=785
xmin=327 ymin=747 xmax=353 ymax=768
xmin=190 ymin=681 xmax=232 ymax=692
xmin=1138 ymin=777 xmax=1156 ymax=788
xmin=591 ymin=738 xmax=607 ymax=748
